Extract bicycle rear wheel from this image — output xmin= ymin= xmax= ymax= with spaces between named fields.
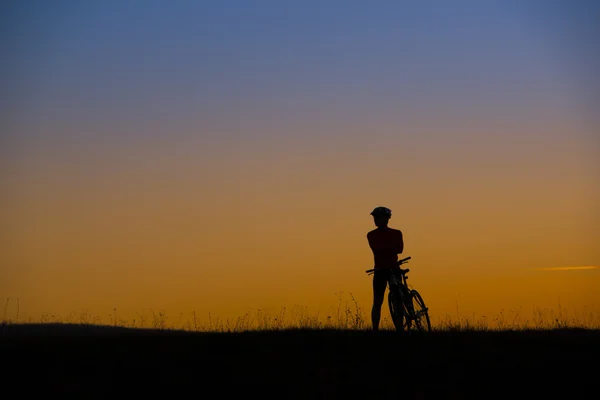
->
xmin=388 ymin=288 xmax=405 ymax=332
xmin=410 ymin=290 xmax=431 ymax=332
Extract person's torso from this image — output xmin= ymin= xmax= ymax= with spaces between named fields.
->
xmin=368 ymin=228 xmax=402 ymax=269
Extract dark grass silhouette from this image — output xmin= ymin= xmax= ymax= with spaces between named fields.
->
xmin=2 ymin=323 xmax=598 ymax=399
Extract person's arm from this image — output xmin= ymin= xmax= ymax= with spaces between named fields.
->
xmin=367 ymin=233 xmax=377 ymax=267
xmin=395 ymin=231 xmax=404 ymax=254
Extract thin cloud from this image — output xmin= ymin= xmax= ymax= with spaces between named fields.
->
xmin=533 ymin=266 xmax=600 ymax=271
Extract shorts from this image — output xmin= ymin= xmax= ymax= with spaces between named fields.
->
xmin=372 ymin=267 xmax=399 ymax=299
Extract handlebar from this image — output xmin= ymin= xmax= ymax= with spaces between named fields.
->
xmin=365 ymin=256 xmax=411 ymax=274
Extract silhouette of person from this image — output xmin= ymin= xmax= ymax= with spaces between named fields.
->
xmin=366 ymin=206 xmax=404 ymax=331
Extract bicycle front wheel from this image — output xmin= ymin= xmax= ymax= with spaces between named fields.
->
xmin=388 ymin=288 xmax=405 ymax=332
xmin=410 ymin=290 xmax=432 ymax=332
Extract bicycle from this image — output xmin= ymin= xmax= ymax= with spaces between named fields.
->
xmin=366 ymin=256 xmax=431 ymax=333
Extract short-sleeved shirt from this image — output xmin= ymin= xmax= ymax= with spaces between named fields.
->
xmin=367 ymin=227 xmax=404 ymax=270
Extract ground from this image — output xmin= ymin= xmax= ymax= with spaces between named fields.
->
xmin=2 ymin=324 xmax=598 ymax=399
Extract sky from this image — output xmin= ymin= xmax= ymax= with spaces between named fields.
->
xmin=2 ymin=0 xmax=599 ymax=328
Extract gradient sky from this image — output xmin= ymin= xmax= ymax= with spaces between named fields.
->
xmin=2 ymin=0 xmax=599 ymax=327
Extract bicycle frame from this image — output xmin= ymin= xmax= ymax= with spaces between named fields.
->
xmin=366 ymin=256 xmax=411 ymax=285
xmin=366 ymin=256 xmax=432 ymax=333
xmin=366 ymin=257 xmax=415 ymax=330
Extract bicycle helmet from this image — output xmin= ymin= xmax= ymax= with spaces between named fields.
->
xmin=370 ymin=206 xmax=392 ymax=218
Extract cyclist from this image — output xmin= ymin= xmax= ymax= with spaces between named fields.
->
xmin=366 ymin=206 xmax=404 ymax=331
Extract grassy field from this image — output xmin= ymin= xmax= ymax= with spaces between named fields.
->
xmin=3 ymin=298 xmax=599 ymax=398
xmin=2 ymin=321 xmax=598 ymax=399
xmin=4 ymin=293 xmax=599 ymax=332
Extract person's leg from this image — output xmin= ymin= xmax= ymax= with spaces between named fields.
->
xmin=372 ymin=270 xmax=387 ymax=331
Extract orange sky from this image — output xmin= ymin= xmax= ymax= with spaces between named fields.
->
xmin=3 ymin=119 xmax=598 ymax=328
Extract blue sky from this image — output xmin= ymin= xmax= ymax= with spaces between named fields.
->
xmin=3 ymin=1 xmax=597 ymax=148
